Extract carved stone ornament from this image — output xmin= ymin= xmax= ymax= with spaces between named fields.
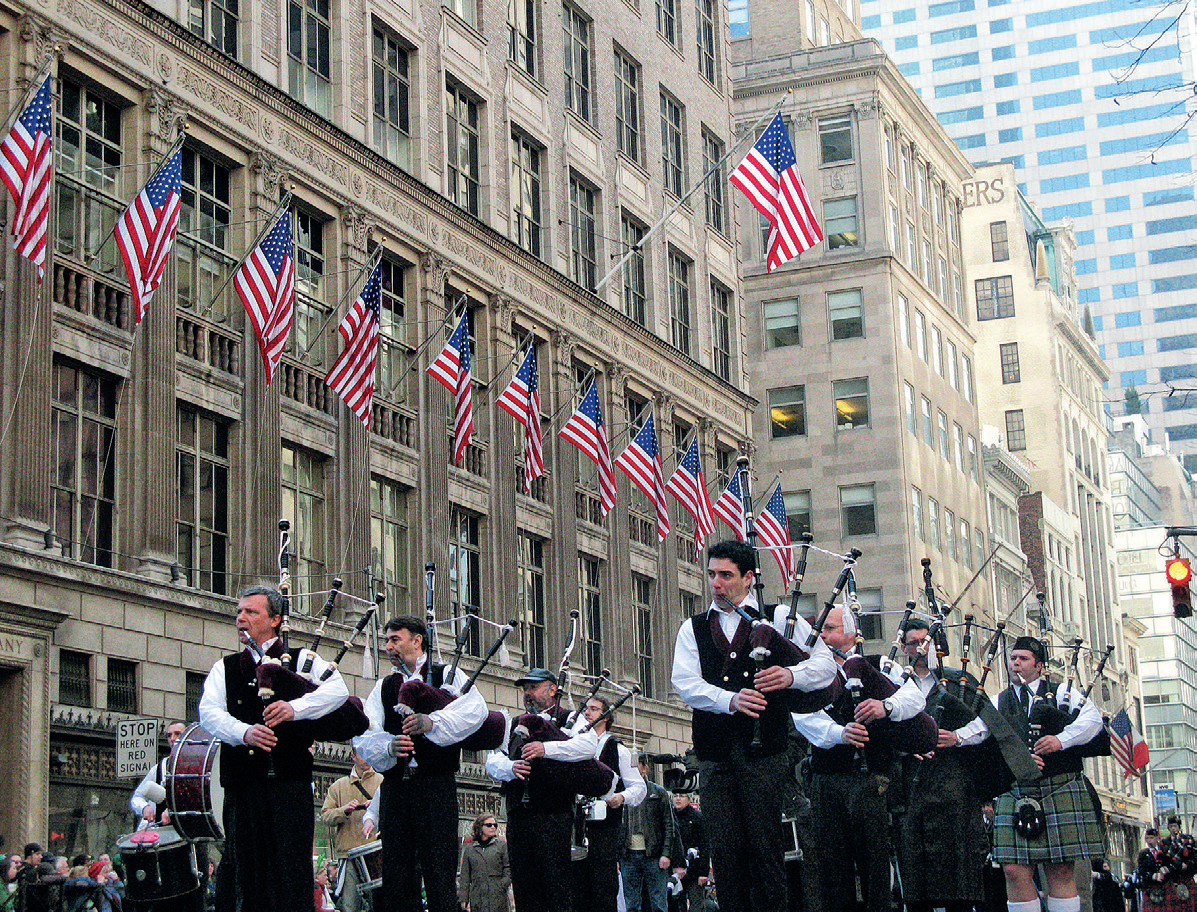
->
xmin=19 ymin=15 xmax=60 ymax=62
xmin=829 ymin=169 xmax=846 ymax=191
xmin=606 ymin=364 xmax=627 ymax=390
xmin=489 ymin=293 xmax=515 ymax=327
xmin=341 ymin=203 xmax=370 ymax=250
xmin=552 ymin=330 xmax=576 ymax=367
xmin=791 ymin=113 xmax=813 ymax=132
xmin=145 ymin=87 xmax=187 ymax=142
xmin=420 ymin=251 xmax=448 ymax=290
xmin=854 ymin=97 xmax=879 ymax=120
xmin=249 ymin=150 xmax=287 ymax=199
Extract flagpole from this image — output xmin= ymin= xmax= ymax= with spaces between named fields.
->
xmin=298 ymin=245 xmax=384 ymax=360
xmin=593 ymin=88 xmax=792 ymax=293
xmin=196 ymin=191 xmax=293 ymax=319
xmin=0 ymin=53 xmax=58 ymax=138
xmin=380 ymin=292 xmax=467 ymax=399
xmin=84 ymin=129 xmax=188 ymax=265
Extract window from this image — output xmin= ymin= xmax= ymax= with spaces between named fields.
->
xmin=177 ymin=406 xmax=229 ymax=595
xmin=519 ymin=534 xmax=546 ymax=668
xmin=785 ymin=491 xmax=812 ymax=538
xmin=946 ymin=341 xmax=958 ymax=389
xmin=702 ymin=130 xmax=726 ymax=233
xmin=373 ymin=27 xmax=411 ymax=169
xmin=56 ymin=79 xmax=123 ymax=276
xmin=446 ymin=81 xmax=481 ymax=216
xmin=281 ymin=444 xmax=326 ymax=611
xmin=819 ymin=115 xmax=853 ymax=164
xmin=841 ymin=484 xmax=877 ymax=536
xmin=711 ymin=281 xmax=732 ymax=381
xmin=59 ymin=650 xmax=92 ymax=708
xmin=937 ymin=410 xmax=950 ymax=457
xmin=107 ymin=658 xmax=137 ymax=714
xmin=769 ymin=387 xmax=806 ymax=438
xmin=915 ymin=310 xmax=928 ymax=361
xmin=580 ymin=556 xmax=603 ymax=674
xmin=291 ymin=208 xmax=328 ymax=366
xmin=370 ymin=476 xmax=409 ymax=614
xmin=765 ymin=299 xmax=800 ymax=348
xmin=1005 ymin=409 xmax=1026 ymax=451
xmin=564 ymin=5 xmax=592 ymax=121
xmin=374 ymin=253 xmax=408 ymax=396
xmin=51 ymin=361 xmax=116 ymax=566
xmin=177 ymin=147 xmax=233 ymax=318
xmin=829 ymin=289 xmax=863 ymax=339
xmin=569 ymin=174 xmax=597 ymax=291
xmin=931 ymin=325 xmax=943 ymax=375
xmin=921 ymin=396 xmax=934 ymax=447
xmin=186 ymin=671 xmax=205 ymax=722
xmin=927 ymin=498 xmax=940 ymax=548
xmin=904 ymin=383 xmax=917 ymax=434
xmin=661 ymin=92 xmax=685 ymax=197
xmin=696 ymin=0 xmax=717 ymax=83
xmin=508 ymin=0 xmax=537 ymax=75
xmin=961 ymin=355 xmax=974 ymax=402
xmin=511 ymin=132 xmax=543 ymax=258
xmin=976 ymin=275 xmax=1015 ymax=319
xmin=825 ymin=197 xmax=859 ymax=248
xmin=615 ymin=52 xmax=641 ymax=163
xmin=287 ymin=0 xmax=331 ymax=117
xmin=657 ymin=0 xmax=677 ymax=44
xmin=911 ymin=487 xmax=924 ymax=541
xmin=446 ymin=0 xmax=477 ymax=25
xmin=621 ymin=214 xmax=647 ymax=326
xmin=190 ymin=0 xmax=239 ymax=56
xmin=1000 ymin=342 xmax=1020 ymax=383
xmin=668 ymin=251 xmax=691 ymax=355
xmin=898 ymin=294 xmax=911 ymax=348
xmin=634 ymin=574 xmax=655 ymax=697
xmin=857 ymin=588 xmax=884 ymax=641
xmin=952 ymin=423 xmax=964 ymax=472
xmin=960 ymin=519 xmax=972 ymax=569
xmin=728 ymin=0 xmax=747 ymax=35
xmin=967 ymin=435 xmax=978 ymax=481
xmin=449 ymin=507 xmax=482 ymax=653
xmin=834 ymin=378 xmax=870 ymax=429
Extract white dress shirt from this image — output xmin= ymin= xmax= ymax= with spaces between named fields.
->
xmin=792 ymin=656 xmax=927 ymax=748
xmin=484 ymin=711 xmax=600 ymax=782
xmin=592 ymin=731 xmax=647 ymax=807
xmin=671 ymin=596 xmax=838 ymax=714
xmin=993 ymin=679 xmax=1103 ymax=750
xmin=130 ymin=757 xmax=169 ymax=822
xmin=198 ymin=637 xmax=350 ymax=747
xmin=908 ymin=668 xmax=989 ymax=745
xmin=352 ymin=654 xmax=488 ymax=772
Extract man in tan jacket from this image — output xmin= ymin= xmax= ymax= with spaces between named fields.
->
xmin=321 ymin=749 xmax=382 ymax=912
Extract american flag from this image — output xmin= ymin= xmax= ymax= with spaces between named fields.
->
xmin=325 ymin=262 xmax=382 ymax=427
xmin=235 ymin=210 xmax=295 ymax=383
xmin=1108 ymin=708 xmax=1149 ymax=778
xmin=756 ymin=484 xmax=795 ymax=587
xmin=616 ymin=413 xmax=670 ymax=542
xmin=666 ymin=437 xmax=716 ymax=551
xmin=712 ymin=469 xmax=748 ymax=541
xmin=115 ymin=148 xmax=183 ymax=327
xmin=0 ymin=75 xmax=53 ymax=281
xmin=497 ymin=343 xmax=545 ymax=492
xmin=559 ymin=380 xmax=616 ymax=515
xmin=729 ymin=113 xmax=822 ymax=272
xmin=427 ymin=312 xmax=474 ymax=465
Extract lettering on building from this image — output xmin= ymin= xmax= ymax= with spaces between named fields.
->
xmin=962 ymin=177 xmax=1005 ymax=208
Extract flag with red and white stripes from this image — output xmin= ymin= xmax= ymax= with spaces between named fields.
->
xmin=1108 ymin=708 xmax=1149 ymax=778
xmin=0 ymin=75 xmax=53 ymax=281
xmin=497 ymin=343 xmax=544 ymax=492
xmin=616 ymin=413 xmax=670 ymax=542
xmin=115 ymin=148 xmax=183 ymax=327
xmin=325 ymin=262 xmax=382 ymax=427
xmin=712 ymin=470 xmax=748 ymax=542
xmin=235 ymin=210 xmax=295 ymax=383
xmin=729 ymin=113 xmax=822 ymax=272
xmin=559 ymin=380 xmax=616 ymax=515
xmin=427 ymin=312 xmax=474 ymax=465
xmin=756 ymin=484 xmax=795 ymax=587
xmin=666 ymin=436 xmax=716 ymax=551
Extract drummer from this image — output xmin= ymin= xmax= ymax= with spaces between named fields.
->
xmin=320 ymin=749 xmax=380 ymax=912
xmin=130 ymin=720 xmax=187 ymax=829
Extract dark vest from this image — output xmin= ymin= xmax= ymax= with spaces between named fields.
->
xmin=380 ymin=662 xmax=461 ymax=778
xmin=589 ymin=735 xmax=625 ymax=830
xmin=502 ymin=709 xmax=575 ymax=814
xmin=997 ymin=682 xmax=1084 ymax=778
xmin=219 ymin=648 xmax=314 ymax=785
xmin=689 ymin=611 xmax=790 ymax=761
xmin=810 ymin=660 xmax=898 ymax=774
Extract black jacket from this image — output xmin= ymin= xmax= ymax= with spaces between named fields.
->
xmin=621 ymin=780 xmax=682 ymax=861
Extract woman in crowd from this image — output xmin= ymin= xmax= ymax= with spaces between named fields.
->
xmin=458 ymin=813 xmax=511 ymax=912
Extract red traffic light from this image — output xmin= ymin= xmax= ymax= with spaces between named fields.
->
xmin=1167 ymin=557 xmax=1192 ymax=586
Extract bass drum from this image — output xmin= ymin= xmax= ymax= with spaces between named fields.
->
xmin=166 ymin=723 xmax=225 ymax=841
xmin=117 ymin=827 xmax=199 ymax=902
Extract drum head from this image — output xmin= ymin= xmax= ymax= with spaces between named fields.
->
xmin=116 ymin=827 xmax=186 ymax=852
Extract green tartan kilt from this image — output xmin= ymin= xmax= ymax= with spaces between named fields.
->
xmin=992 ymin=772 xmax=1104 ymax=864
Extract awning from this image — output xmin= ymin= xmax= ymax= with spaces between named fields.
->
xmin=1107 ymin=813 xmax=1147 ymax=828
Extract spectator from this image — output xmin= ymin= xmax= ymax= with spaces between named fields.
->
xmin=1092 ymin=858 xmax=1125 ymax=912
xmin=1 ymin=857 xmax=18 ymax=912
xmin=458 ymin=813 xmax=511 ymax=912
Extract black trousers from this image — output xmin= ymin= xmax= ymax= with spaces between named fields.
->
xmin=573 ymin=822 xmax=620 ymax=912
xmin=213 ymin=778 xmax=314 ymax=912
xmin=809 ymin=771 xmax=891 ymax=912
xmin=379 ymin=772 xmax=459 ymax=912
xmin=698 ymin=749 xmax=789 ymax=912
xmin=507 ymin=806 xmax=573 ymax=912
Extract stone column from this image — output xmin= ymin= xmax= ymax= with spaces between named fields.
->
xmin=606 ymin=366 xmax=636 ymax=689
xmin=547 ymin=331 xmax=580 ymax=668
xmin=417 ymin=252 xmax=450 ymax=614
xmin=486 ymin=292 xmax=519 ymax=641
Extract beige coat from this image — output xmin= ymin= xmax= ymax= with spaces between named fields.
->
xmin=320 ymin=768 xmax=381 ymax=856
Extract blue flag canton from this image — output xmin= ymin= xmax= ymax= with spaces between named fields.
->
xmin=764 ymin=486 xmax=788 ymax=523
xmin=1110 ymin=709 xmax=1131 ymax=737
xmin=21 ymin=77 xmax=52 ymax=136
xmin=757 ymin=115 xmax=796 ymax=172
xmin=261 ymin=212 xmax=293 ymax=273
xmin=635 ymin=414 xmax=660 ymax=457
xmin=523 ymin=345 xmax=538 ymax=393
xmin=579 ymin=382 xmax=604 ymax=426
xmin=146 ymin=150 xmax=182 ymax=208
xmin=360 ymin=264 xmax=383 ymax=322
xmin=680 ymin=439 xmax=701 ymax=474
xmin=452 ymin=314 xmax=471 ymax=372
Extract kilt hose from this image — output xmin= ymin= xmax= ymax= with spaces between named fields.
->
xmin=1142 ymin=876 xmax=1197 ymax=912
xmin=992 ymin=772 xmax=1104 ymax=865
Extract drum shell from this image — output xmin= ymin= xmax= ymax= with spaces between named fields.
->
xmin=346 ymin=840 xmax=383 ymax=890
xmin=166 ymin=723 xmax=225 ymax=841
xmin=118 ymin=830 xmax=198 ymax=901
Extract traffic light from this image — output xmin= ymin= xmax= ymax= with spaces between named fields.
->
xmin=1167 ymin=557 xmax=1192 ymax=619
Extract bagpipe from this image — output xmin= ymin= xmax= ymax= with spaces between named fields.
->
xmin=1022 ymin=635 xmax=1115 ymax=759
xmin=241 ymin=520 xmax=374 ymax=743
xmin=1146 ymin=834 xmax=1197 ymax=888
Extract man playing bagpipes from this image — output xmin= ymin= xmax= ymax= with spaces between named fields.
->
xmin=485 ymin=668 xmax=614 ymax=912
xmin=791 ymin=604 xmax=931 ymax=912
xmin=1139 ymin=816 xmax=1197 ymax=911
xmin=993 ymin=636 xmax=1105 ymax=912
xmin=352 ymin=615 xmax=489 ymax=912
xmin=671 ymin=540 xmax=838 ymax=912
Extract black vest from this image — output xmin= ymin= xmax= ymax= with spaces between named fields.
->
xmin=219 ymin=649 xmax=315 ymax=785
xmin=380 ymin=662 xmax=461 ymax=778
xmin=502 ymin=709 xmax=575 ymax=814
xmin=997 ymin=682 xmax=1084 ymax=778
xmin=810 ymin=660 xmax=898 ymax=774
xmin=589 ymin=735 xmax=625 ymax=830
xmin=689 ymin=612 xmax=790 ymax=761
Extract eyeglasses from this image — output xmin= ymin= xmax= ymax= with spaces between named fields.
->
xmin=481 ymin=822 xmax=497 ymax=828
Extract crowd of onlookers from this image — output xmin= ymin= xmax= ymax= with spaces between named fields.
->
xmin=1 ymin=842 xmax=128 ymax=912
